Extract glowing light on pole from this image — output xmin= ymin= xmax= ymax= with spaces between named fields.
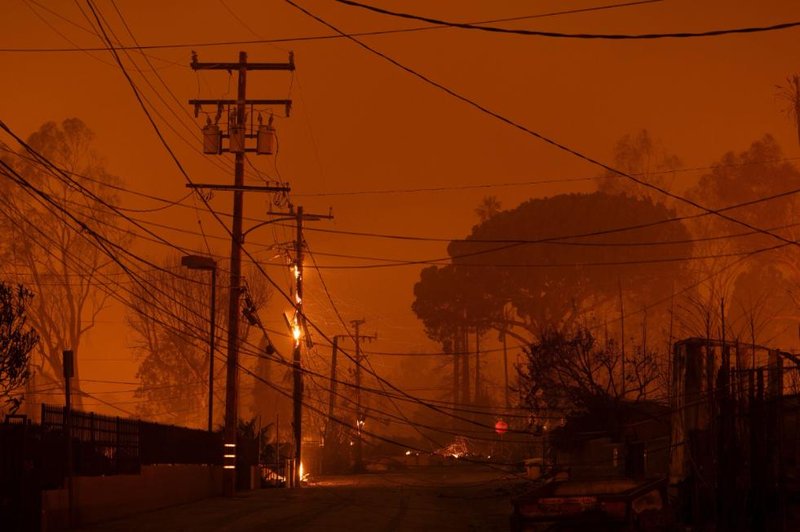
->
xmin=292 ymin=318 xmax=302 ymax=345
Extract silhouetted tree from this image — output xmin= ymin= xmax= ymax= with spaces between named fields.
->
xmin=474 ymin=195 xmax=502 ymax=223
xmin=519 ymin=326 xmax=660 ymax=423
xmin=0 ymin=119 xmax=127 ymax=413
xmin=414 ymin=192 xmax=690 ymax=413
xmin=731 ymin=263 xmax=794 ymax=347
xmin=447 ymin=192 xmax=693 ymax=340
xmin=777 ymin=74 xmax=800 ymax=147
xmin=412 ymin=265 xmax=463 ymax=351
xmin=689 ymin=135 xmax=799 ymax=238
xmin=0 ymin=282 xmax=39 ymax=414
xmin=682 ymin=135 xmax=800 ymax=346
xmin=598 ymin=129 xmax=682 ymax=203
xmin=127 ymin=256 xmax=270 ymax=427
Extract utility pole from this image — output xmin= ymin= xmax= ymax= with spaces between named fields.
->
xmin=350 ymin=319 xmax=376 ymax=473
xmin=293 ymin=206 xmax=304 ymax=486
xmin=326 ymin=335 xmax=346 ymax=439
xmin=267 ymin=205 xmax=332 ymax=486
xmin=462 ymin=324 xmax=470 ymax=405
xmin=618 ymin=278 xmax=626 ymax=400
xmin=322 ymin=334 xmax=347 ymax=474
xmin=452 ymin=330 xmax=460 ymax=421
xmin=190 ymin=51 xmax=293 ymax=496
xmin=63 ymin=350 xmax=74 ymax=527
xmin=474 ymin=326 xmax=481 ymax=404
xmin=502 ymin=329 xmax=510 ymax=409
xmin=667 ymin=283 xmax=675 ymax=404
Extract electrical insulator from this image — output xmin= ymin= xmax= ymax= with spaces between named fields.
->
xmin=229 ymin=126 xmax=246 ymax=154
xmin=256 ymin=124 xmax=275 ymax=155
xmin=202 ymin=123 xmax=221 ymax=154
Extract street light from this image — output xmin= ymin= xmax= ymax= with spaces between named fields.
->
xmin=181 ymin=254 xmax=217 ymax=433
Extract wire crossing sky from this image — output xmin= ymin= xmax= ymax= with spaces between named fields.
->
xmin=2 ymin=0 xmax=799 ymax=441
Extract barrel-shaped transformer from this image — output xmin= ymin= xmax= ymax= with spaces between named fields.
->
xmin=202 ymin=123 xmax=221 ymax=154
xmin=229 ymin=126 xmax=246 ymax=154
xmin=257 ymin=124 xmax=275 ymax=155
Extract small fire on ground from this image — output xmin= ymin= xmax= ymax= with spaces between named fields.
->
xmin=438 ymin=437 xmax=469 ymax=459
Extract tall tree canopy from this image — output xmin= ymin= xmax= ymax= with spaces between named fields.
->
xmin=0 ymin=119 xmax=126 ymax=412
xmin=597 ymin=129 xmax=682 ymax=203
xmin=681 ymin=135 xmax=800 ymax=345
xmin=436 ymin=192 xmax=693 ymax=339
xmin=688 ymin=134 xmax=800 ymax=239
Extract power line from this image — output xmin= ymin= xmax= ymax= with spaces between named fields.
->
xmin=0 ymin=150 xmax=217 ymax=333
xmin=104 ymin=0 xmax=269 ymax=187
xmin=3 ymin=151 xmax=467 ymax=431
xmin=306 ymin=220 xmax=800 ymax=253
xmin=81 ymin=0 xmax=294 ymax=353
xmin=300 ymin=241 xmax=791 ymax=269
xmin=4 ymin=146 xmax=778 ymax=441
xmin=1 ymin=123 xmax=210 ymax=279
xmin=3 ymin=123 xmax=792 ymax=382
xmin=9 ymin=168 xmax=780 ymax=446
xmin=285 ymin=0 xmax=800 ymax=255
xmin=17 ymin=4 xmax=780 ymax=442
xmin=336 ymin=0 xmax=800 ymax=40
xmin=82 ymin=0 xmax=289 ymax=310
xmin=292 ymin=156 xmax=800 ymax=197
xmin=10 ymin=142 xmax=799 ymax=252
xmin=289 ymin=160 xmax=800 ymax=245
xmin=22 ymin=0 xmax=183 ymax=68
xmin=7 ymin=148 xmax=440 ymax=392
xmin=305 ymin=242 xmax=446 ymax=449
xmin=0 ymin=184 xmax=233 ymax=422
xmin=21 ymin=0 xmax=119 ymax=67
xmin=83 ymin=1 xmax=206 ymax=203
xmin=16 ymin=156 xmax=769 ymax=265
xmin=218 ymin=0 xmax=263 ymax=40
xmin=66 ymin=4 xmax=472 ymax=439
xmin=0 ymin=0 xmax=665 ymax=53
xmin=0 ymin=146 xmax=194 ymax=211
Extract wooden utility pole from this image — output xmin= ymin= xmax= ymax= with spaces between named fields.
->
xmin=322 ymin=334 xmax=348 ymax=474
xmin=190 ymin=51 xmax=293 ymax=496
xmin=275 ymin=412 xmax=280 ymax=477
xmin=667 ymin=284 xmax=675 ymax=403
xmin=618 ymin=279 xmax=626 ymax=399
xmin=502 ymin=329 xmax=510 ymax=409
xmin=265 ymin=205 xmax=332 ymax=485
xmin=293 ymin=206 xmax=304 ymax=486
xmin=326 ymin=335 xmax=348 ymax=439
xmin=474 ymin=327 xmax=481 ymax=404
xmin=350 ymin=319 xmax=376 ymax=472
xmin=63 ymin=350 xmax=75 ymax=527
xmin=209 ymin=268 xmax=217 ymax=432
xmin=461 ymin=323 xmax=470 ymax=405
xmin=453 ymin=330 xmax=460 ymax=419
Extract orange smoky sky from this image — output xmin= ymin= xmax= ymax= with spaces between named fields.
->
xmin=1 ymin=0 xmax=799 ymax=419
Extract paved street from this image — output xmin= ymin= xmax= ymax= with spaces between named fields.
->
xmin=80 ymin=464 xmax=522 ymax=531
